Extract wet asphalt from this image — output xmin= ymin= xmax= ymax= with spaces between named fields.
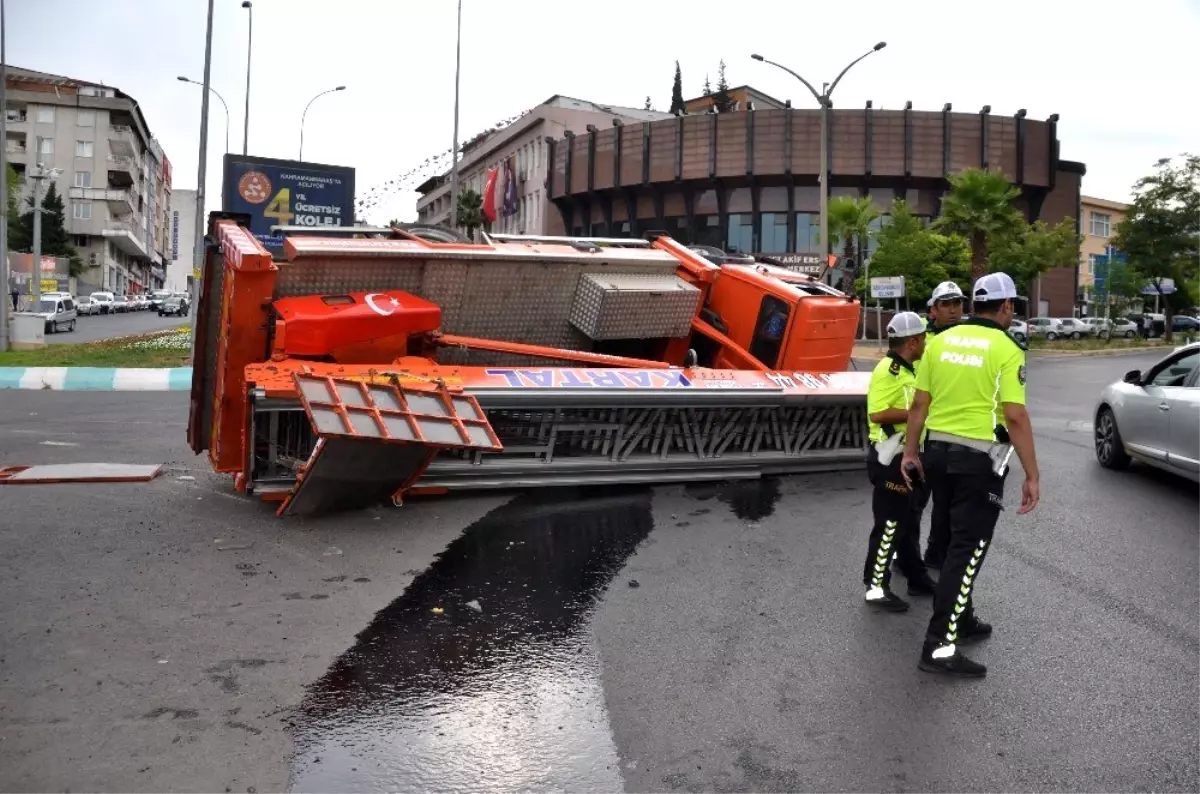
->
xmin=0 ymin=350 xmax=1196 ymax=792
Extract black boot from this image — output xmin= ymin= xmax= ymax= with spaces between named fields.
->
xmin=864 ymin=587 xmax=909 ymax=612
xmin=906 ymin=572 xmax=937 ymax=597
xmin=918 ymin=641 xmax=987 ymax=677
xmin=957 ymin=616 xmax=993 ymax=644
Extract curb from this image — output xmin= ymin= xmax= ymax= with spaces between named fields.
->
xmin=0 ymin=367 xmax=193 ymax=391
xmin=1027 ymin=347 xmax=1164 ymax=359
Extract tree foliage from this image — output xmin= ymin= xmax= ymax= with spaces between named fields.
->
xmin=828 ymin=195 xmax=880 ymax=296
xmin=702 ymin=74 xmax=712 ymax=97
xmin=455 ymin=188 xmax=485 ymax=238
xmin=712 ymin=60 xmax=735 ymax=113
xmin=669 ymin=62 xmax=685 ymax=115
xmin=934 ymin=167 xmax=1024 ymax=280
xmin=6 ymin=164 xmax=24 ymax=252
xmin=858 ymin=200 xmax=970 ymax=307
xmin=987 ymin=218 xmax=1080 ymax=297
xmin=12 ymin=181 xmax=82 ymax=276
xmin=1111 ymin=153 xmax=1199 ymax=336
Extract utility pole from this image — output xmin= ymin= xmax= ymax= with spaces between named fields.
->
xmin=27 ymin=165 xmax=62 ymax=305
xmin=241 ymin=1 xmax=252 ymax=155
xmin=189 ymin=0 xmax=215 ymax=354
xmin=448 ymin=0 xmax=463 ymax=228
xmin=0 ymin=0 xmax=9 ymax=351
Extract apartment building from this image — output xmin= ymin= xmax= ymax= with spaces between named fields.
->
xmin=1078 ymin=194 xmax=1129 ymax=310
xmin=415 ymin=95 xmax=672 ymax=234
xmin=4 ymin=66 xmax=172 ymax=295
xmin=168 ymin=188 xmax=197 ymax=292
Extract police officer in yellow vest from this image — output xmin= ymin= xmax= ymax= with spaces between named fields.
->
xmin=921 ymin=280 xmax=967 ymax=571
xmin=862 ymin=311 xmax=937 ymax=612
xmin=901 ymin=272 xmax=1041 ymax=677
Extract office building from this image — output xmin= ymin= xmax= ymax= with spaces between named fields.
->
xmin=1077 ymin=194 xmax=1129 ymax=311
xmin=415 ymin=95 xmax=672 ymax=235
xmin=168 ymin=189 xmax=197 ymax=292
xmin=4 ymin=66 xmax=172 ymax=295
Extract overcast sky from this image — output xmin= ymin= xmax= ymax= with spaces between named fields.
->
xmin=8 ymin=0 xmax=1199 ymax=224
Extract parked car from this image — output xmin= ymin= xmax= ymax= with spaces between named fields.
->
xmin=90 ymin=291 xmax=115 ymax=314
xmin=1094 ymin=342 xmax=1200 ymax=483
xmin=1008 ymin=318 xmax=1028 ymax=344
xmin=148 ymin=289 xmax=172 ymax=311
xmin=1171 ymin=315 xmax=1200 ymax=334
xmin=112 ymin=295 xmax=131 ymax=313
xmin=1056 ymin=317 xmax=1095 ymax=339
xmin=75 ymin=295 xmax=99 ymax=316
xmin=158 ymin=296 xmax=187 ymax=317
xmin=1027 ymin=317 xmax=1067 ymax=340
xmin=30 ymin=296 xmax=77 ymax=333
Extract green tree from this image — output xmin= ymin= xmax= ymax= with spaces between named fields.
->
xmin=702 ymin=74 xmax=712 ymax=97
xmin=712 ymin=60 xmax=736 ymax=113
xmin=387 ymin=218 xmax=401 ymax=226
xmin=455 ymin=188 xmax=485 ymax=239
xmin=987 ymin=218 xmax=1080 ymax=298
xmin=857 ymin=199 xmax=970 ymax=307
xmin=644 ymin=95 xmax=654 ymax=111
xmin=6 ymin=164 xmax=25 ymax=252
xmin=934 ymin=167 xmax=1024 ymax=281
xmin=670 ymin=61 xmax=686 ymax=115
xmin=1105 ymin=257 xmax=1144 ymax=316
xmin=828 ymin=196 xmax=880 ymax=297
xmin=13 ymin=181 xmax=83 ymax=275
xmin=1111 ymin=154 xmax=1200 ymax=340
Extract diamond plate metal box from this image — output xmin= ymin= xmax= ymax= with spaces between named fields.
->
xmin=569 ymin=273 xmax=701 ymax=341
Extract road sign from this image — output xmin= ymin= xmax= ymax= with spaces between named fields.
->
xmin=869 ymin=276 xmax=905 ymax=299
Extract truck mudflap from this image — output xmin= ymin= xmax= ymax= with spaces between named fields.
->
xmin=278 ymin=373 xmax=503 ymax=517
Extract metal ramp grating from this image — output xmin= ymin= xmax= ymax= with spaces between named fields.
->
xmin=278 ymin=374 xmax=503 ymax=516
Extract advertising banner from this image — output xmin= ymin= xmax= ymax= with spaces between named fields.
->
xmin=222 ymin=154 xmax=355 ymax=256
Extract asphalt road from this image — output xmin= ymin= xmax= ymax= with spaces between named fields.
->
xmin=47 ymin=308 xmax=189 ymax=344
xmin=0 ymin=351 xmax=1195 ymax=792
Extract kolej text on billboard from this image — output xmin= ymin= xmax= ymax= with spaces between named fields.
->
xmin=222 ymin=154 xmax=356 ymax=255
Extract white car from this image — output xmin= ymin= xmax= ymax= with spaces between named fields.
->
xmin=1027 ymin=317 xmax=1067 ymax=340
xmin=1008 ymin=318 xmax=1028 ymax=344
xmin=90 ymin=291 xmax=115 ymax=314
xmin=1094 ymin=342 xmax=1200 ymax=483
xmin=75 ymin=295 xmax=99 ymax=316
xmin=1056 ymin=317 xmax=1095 ymax=339
xmin=30 ymin=295 xmax=77 ymax=333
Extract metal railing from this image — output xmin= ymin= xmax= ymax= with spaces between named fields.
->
xmin=5 ymin=109 xmax=27 ymax=123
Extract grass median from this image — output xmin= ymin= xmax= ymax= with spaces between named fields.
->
xmin=0 ymin=327 xmax=192 ymax=368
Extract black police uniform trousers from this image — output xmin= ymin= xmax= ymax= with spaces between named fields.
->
xmin=863 ymin=445 xmax=926 ymax=589
xmin=922 ymin=485 xmax=952 ymax=568
xmin=921 ymin=439 xmax=1009 ymax=646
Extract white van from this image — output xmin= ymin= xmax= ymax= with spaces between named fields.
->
xmin=31 ymin=295 xmax=77 ymax=333
xmin=90 ymin=291 xmax=115 ymax=314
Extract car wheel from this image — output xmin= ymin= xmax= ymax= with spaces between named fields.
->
xmin=1071 ymin=332 xmax=1082 ymax=340
xmin=1124 ymin=330 xmax=1134 ymax=338
xmin=1014 ymin=332 xmax=1027 ymax=343
xmin=69 ymin=319 xmax=76 ymax=331
xmin=1095 ymin=407 xmax=1132 ymax=470
xmin=1046 ymin=332 xmax=1058 ymax=341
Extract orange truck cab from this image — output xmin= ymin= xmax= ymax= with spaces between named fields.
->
xmin=698 ymin=262 xmax=858 ymax=373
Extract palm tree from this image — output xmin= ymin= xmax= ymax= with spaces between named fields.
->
xmin=456 ymin=188 xmax=485 ymax=239
xmin=828 ymin=196 xmax=880 ymax=295
xmin=934 ymin=167 xmax=1024 ymax=281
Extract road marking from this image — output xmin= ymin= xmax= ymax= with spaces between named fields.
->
xmin=40 ymin=440 xmax=80 ymax=447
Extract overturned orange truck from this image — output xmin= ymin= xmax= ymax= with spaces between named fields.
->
xmin=188 ymin=217 xmax=871 ymax=516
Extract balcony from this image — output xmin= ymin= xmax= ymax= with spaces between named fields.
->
xmin=107 ymin=154 xmax=139 ymax=185
xmin=5 ymin=140 xmax=27 ymax=156
xmin=69 ymin=186 xmax=135 ymax=217
xmin=103 ymin=220 xmax=149 ymax=258
xmin=107 ymin=124 xmax=137 ymax=157
xmin=5 ymin=108 xmax=27 ymax=124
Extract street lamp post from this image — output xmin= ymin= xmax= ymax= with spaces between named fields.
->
xmin=241 ymin=0 xmax=252 ymax=156
xmin=298 ymin=86 xmax=346 ymax=162
xmin=751 ymin=43 xmax=887 ymax=280
xmin=177 ymin=75 xmax=229 ymax=154
xmin=28 ymin=164 xmax=64 ymax=305
xmin=449 ymin=0 xmax=463 ymax=228
xmin=188 ymin=0 xmax=216 ymax=356
xmin=1 ymin=0 xmax=10 ymax=351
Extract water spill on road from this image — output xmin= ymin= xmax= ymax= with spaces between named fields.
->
xmin=288 ymin=487 xmax=654 ymax=793
xmin=685 ymin=478 xmax=782 ymax=521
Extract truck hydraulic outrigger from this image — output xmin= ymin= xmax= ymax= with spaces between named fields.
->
xmin=189 ymin=216 xmax=870 ymax=517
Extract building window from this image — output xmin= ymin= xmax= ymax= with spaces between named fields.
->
xmin=74 ymin=235 xmax=89 ymax=247
xmin=73 ymin=201 xmax=92 ymax=220
xmin=760 ymin=212 xmax=788 ymax=253
xmin=1087 ymin=253 xmax=1100 ymax=275
xmin=77 ymin=110 xmax=95 ymax=127
xmin=1089 ymin=211 xmax=1111 ymax=237
xmin=795 ymin=212 xmax=821 ymax=252
xmin=727 ymin=213 xmax=753 ymax=253
xmin=74 ymin=171 xmax=92 ymax=188
xmin=76 ymin=140 xmax=94 ymax=157
xmin=694 ymin=215 xmax=722 ymax=248
xmin=36 ymin=106 xmax=54 ymax=123
xmin=663 ymin=216 xmax=690 ymax=244
xmin=36 ymin=137 xmax=54 ymax=157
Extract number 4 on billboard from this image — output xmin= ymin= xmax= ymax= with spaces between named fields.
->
xmin=264 ymin=188 xmax=295 ymax=225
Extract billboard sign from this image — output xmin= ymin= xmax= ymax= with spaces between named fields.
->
xmin=759 ymin=252 xmax=835 ymax=278
xmin=222 ymin=154 xmax=356 ymax=255
xmin=171 ymin=210 xmax=180 ymax=260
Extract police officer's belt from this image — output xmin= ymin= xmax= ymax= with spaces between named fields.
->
xmin=926 ymin=430 xmax=994 ymax=454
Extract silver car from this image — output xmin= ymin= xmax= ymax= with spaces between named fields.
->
xmin=1094 ymin=342 xmax=1200 ymax=482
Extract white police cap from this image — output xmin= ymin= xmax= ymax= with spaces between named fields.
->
xmin=973 ymin=272 xmax=1019 ymax=302
xmin=887 ymin=311 xmax=927 ymax=339
xmin=927 ymin=280 xmax=965 ymax=307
